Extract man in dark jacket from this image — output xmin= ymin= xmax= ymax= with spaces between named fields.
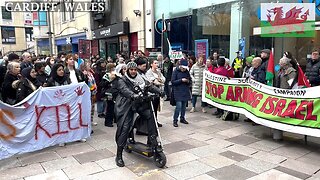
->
xmin=305 ymin=48 xmax=320 ymax=87
xmin=251 ymin=57 xmax=266 ymax=84
xmin=114 ymin=61 xmax=163 ymax=167
xmin=260 ymin=49 xmax=270 ymax=73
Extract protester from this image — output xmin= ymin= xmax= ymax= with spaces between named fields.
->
xmin=232 ymin=51 xmax=244 ymax=78
xmin=250 ymin=57 xmax=266 ymax=84
xmin=16 ymin=67 xmax=41 ymax=103
xmin=47 ymin=64 xmax=71 ymax=87
xmin=80 ymin=60 xmax=98 ymax=126
xmin=34 ymin=62 xmax=47 ymax=86
xmin=94 ymin=59 xmax=107 ymax=118
xmin=225 ymin=58 xmax=235 ymax=78
xmin=146 ymin=59 xmax=165 ymax=127
xmin=190 ymin=57 xmax=206 ymax=113
xmin=212 ymin=58 xmax=229 ymax=117
xmin=114 ymin=61 xmax=162 ymax=167
xmin=162 ymin=55 xmax=173 ymax=101
xmin=273 ymin=56 xmax=297 ymax=141
xmin=64 ymin=54 xmax=87 ymax=84
xmin=242 ymin=55 xmax=254 ymax=78
xmin=171 ymin=59 xmax=191 ymax=127
xmin=260 ymin=49 xmax=270 ymax=73
xmin=20 ymin=52 xmax=33 ymax=70
xmin=45 ymin=56 xmax=55 ymax=76
xmin=2 ymin=62 xmax=21 ymax=105
xmin=305 ymin=48 xmax=320 ymax=87
xmin=101 ymin=63 xmax=117 ymax=127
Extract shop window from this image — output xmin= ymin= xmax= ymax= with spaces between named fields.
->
xmin=1 ymin=26 xmax=16 ymax=44
xmin=1 ymin=6 xmax=12 ymax=20
xmin=33 ymin=11 xmax=47 ymax=26
xmin=25 ymin=27 xmax=34 ymax=42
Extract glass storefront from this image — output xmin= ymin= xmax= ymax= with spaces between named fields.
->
xmin=155 ymin=0 xmax=320 ymax=67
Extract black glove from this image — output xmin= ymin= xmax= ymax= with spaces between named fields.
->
xmin=159 ymin=91 xmax=165 ymax=98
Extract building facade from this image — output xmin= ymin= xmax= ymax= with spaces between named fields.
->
xmin=0 ymin=1 xmax=34 ymax=56
xmin=153 ymin=0 xmax=320 ymax=66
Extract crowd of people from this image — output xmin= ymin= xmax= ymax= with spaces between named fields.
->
xmin=1 ymin=47 xmax=320 ymax=166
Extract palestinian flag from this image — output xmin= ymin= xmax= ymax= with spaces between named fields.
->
xmin=297 ymin=64 xmax=311 ymax=88
xmin=266 ymin=48 xmax=274 ymax=86
xmin=162 ymin=21 xmax=172 ymax=56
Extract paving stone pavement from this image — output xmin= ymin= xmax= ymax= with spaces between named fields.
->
xmin=1 ymin=101 xmax=320 ymax=179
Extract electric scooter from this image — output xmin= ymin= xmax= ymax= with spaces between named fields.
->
xmin=124 ymin=93 xmax=167 ymax=168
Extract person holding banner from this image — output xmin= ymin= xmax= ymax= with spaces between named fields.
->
xmin=47 ymin=64 xmax=71 ymax=87
xmin=171 ymin=59 xmax=191 ymax=127
xmin=2 ymin=61 xmax=21 ymax=105
xmin=250 ymin=57 xmax=266 ymax=84
xmin=16 ymin=67 xmax=41 ymax=103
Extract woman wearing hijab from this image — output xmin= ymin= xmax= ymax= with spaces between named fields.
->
xmin=16 ymin=67 xmax=41 ymax=103
xmin=47 ymin=63 xmax=71 ymax=87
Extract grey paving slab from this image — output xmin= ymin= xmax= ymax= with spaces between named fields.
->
xmin=217 ymin=126 xmax=254 ymax=138
xmin=271 ymin=145 xmax=311 ymax=159
xmin=247 ymin=139 xmax=285 ymax=152
xmin=279 ymin=159 xmax=320 ymax=175
xmin=75 ymin=167 xmax=138 ymax=180
xmin=166 ymin=151 xmax=199 ymax=167
xmin=275 ymin=166 xmax=311 ymax=180
xmin=24 ymin=170 xmax=69 ymax=180
xmin=205 ymin=138 xmax=234 ymax=148
xmin=96 ymin=156 xmax=133 ymax=171
xmin=73 ymin=149 xmax=114 ymax=164
xmin=136 ymin=170 xmax=175 ymax=180
xmin=19 ymin=151 xmax=61 ymax=166
xmin=0 ymin=156 xmax=21 ymax=171
xmin=164 ymin=141 xmax=196 ymax=154
xmin=164 ymin=160 xmax=213 ymax=180
xmin=207 ymin=164 xmax=257 ymax=180
xmin=199 ymin=154 xmax=236 ymax=169
xmin=162 ymin=133 xmax=191 ymax=143
xmin=126 ymin=157 xmax=162 ymax=177
xmin=187 ymin=145 xmax=226 ymax=158
xmin=194 ymin=125 xmax=221 ymax=135
xmin=297 ymin=151 xmax=320 ymax=166
xmin=41 ymin=156 xmax=80 ymax=172
xmin=189 ymin=174 xmax=218 ymax=180
xmin=235 ymin=158 xmax=278 ymax=174
xmin=226 ymin=144 xmax=259 ymax=156
xmin=62 ymin=162 xmax=103 ymax=179
xmin=251 ymin=151 xmax=287 ymax=164
xmin=219 ymin=151 xmax=250 ymax=162
xmin=227 ymin=134 xmax=261 ymax=146
xmin=0 ymin=163 xmax=45 ymax=180
xmin=87 ymin=139 xmax=116 ymax=150
xmin=247 ymin=169 xmax=302 ymax=180
xmin=55 ymin=143 xmax=96 ymax=157
xmin=188 ymin=132 xmax=215 ymax=141
xmin=183 ymin=138 xmax=209 ymax=147
xmin=211 ymin=122 xmax=240 ymax=131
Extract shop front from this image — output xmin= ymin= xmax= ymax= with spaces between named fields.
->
xmin=92 ymin=22 xmax=129 ymax=59
xmin=55 ymin=33 xmax=86 ymax=54
xmin=36 ymin=38 xmax=49 ymax=55
xmin=154 ymin=0 xmax=319 ymax=66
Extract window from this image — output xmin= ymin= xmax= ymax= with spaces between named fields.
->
xmin=1 ymin=6 xmax=12 ymax=20
xmin=25 ymin=28 xmax=33 ymax=42
xmin=33 ymin=11 xmax=47 ymax=26
xmin=61 ymin=0 xmax=67 ymax=22
xmin=1 ymin=26 xmax=16 ymax=44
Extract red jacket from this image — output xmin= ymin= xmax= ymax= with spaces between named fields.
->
xmin=225 ymin=65 xmax=235 ymax=78
xmin=213 ymin=66 xmax=228 ymax=77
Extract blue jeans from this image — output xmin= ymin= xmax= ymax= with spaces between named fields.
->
xmin=191 ymin=95 xmax=206 ymax=108
xmin=97 ymin=100 xmax=106 ymax=115
xmin=173 ymin=101 xmax=187 ymax=122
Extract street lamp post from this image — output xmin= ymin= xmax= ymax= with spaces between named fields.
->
xmin=47 ymin=10 xmax=53 ymax=56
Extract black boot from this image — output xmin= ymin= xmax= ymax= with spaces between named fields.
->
xmin=115 ymin=146 xmax=125 ymax=167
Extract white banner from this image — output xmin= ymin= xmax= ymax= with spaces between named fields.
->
xmin=0 ymin=83 xmax=91 ymax=160
xmin=202 ymin=71 xmax=320 ymax=138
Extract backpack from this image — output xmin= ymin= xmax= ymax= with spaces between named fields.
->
xmin=222 ymin=111 xmax=240 ymax=121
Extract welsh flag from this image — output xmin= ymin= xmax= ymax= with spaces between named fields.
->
xmin=297 ymin=65 xmax=311 ymax=88
xmin=266 ymin=48 xmax=274 ymax=86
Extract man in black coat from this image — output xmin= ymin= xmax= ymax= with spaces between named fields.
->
xmin=305 ymin=48 xmax=320 ymax=87
xmin=114 ymin=61 xmax=163 ymax=167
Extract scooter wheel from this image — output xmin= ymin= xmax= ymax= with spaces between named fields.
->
xmin=153 ymin=152 xmax=166 ymax=168
xmin=124 ymin=145 xmax=132 ymax=153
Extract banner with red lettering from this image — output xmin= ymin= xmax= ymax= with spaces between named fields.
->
xmin=202 ymin=71 xmax=320 ymax=137
xmin=0 ymin=83 xmax=91 ymax=160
